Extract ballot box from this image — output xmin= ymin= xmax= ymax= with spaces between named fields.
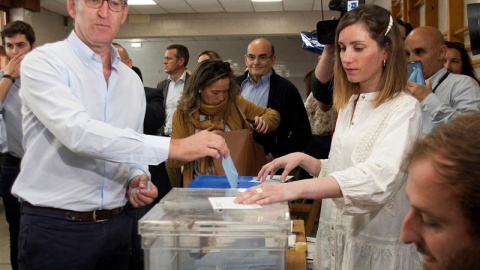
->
xmin=140 ymin=188 xmax=291 ymax=270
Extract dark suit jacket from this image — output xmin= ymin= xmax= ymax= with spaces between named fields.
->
xmin=235 ymin=70 xmax=311 ymax=158
xmin=144 ymin=87 xmax=165 ymax=135
xmin=156 ymin=73 xmax=190 ymax=111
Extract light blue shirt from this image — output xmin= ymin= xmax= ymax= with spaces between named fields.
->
xmin=421 ymin=67 xmax=480 ymax=135
xmin=164 ymin=71 xmax=186 ymax=135
xmin=12 ymin=31 xmax=170 ymax=211
xmin=240 ymin=70 xmax=272 ymax=107
xmin=0 ymin=70 xmax=24 ymax=158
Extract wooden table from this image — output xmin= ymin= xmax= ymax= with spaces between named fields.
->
xmin=286 ymin=220 xmax=307 ymax=270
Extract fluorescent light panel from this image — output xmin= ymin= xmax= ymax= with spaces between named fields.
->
xmin=131 ymin=42 xmax=142 ymax=48
xmin=128 ymin=0 xmax=156 ymax=5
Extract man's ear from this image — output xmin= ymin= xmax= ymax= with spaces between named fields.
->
xmin=178 ymin=57 xmax=185 ymax=67
xmin=67 ymin=0 xmax=77 ymax=19
xmin=438 ymin=44 xmax=447 ymax=61
xmin=31 ymin=43 xmax=36 ymax=50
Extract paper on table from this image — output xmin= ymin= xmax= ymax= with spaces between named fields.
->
xmin=222 ymin=155 xmax=238 ymax=188
xmin=250 ymin=175 xmax=293 ymax=183
xmin=208 ymin=197 xmax=262 ymax=210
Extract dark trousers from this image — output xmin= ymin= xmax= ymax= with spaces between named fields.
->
xmin=0 ymin=154 xmax=21 ymax=270
xmin=18 ymin=207 xmax=132 ymax=270
xmin=127 ymin=162 xmax=172 ymax=270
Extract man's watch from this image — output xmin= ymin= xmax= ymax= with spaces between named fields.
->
xmin=2 ymin=74 xmax=15 ymax=84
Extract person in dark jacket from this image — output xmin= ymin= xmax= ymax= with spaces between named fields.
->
xmin=235 ymin=38 xmax=311 ymax=161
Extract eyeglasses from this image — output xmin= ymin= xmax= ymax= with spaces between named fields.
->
xmin=84 ymin=0 xmax=126 ymax=12
xmin=246 ymin=54 xmax=273 ymax=62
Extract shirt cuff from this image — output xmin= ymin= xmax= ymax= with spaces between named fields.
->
xmin=142 ymin=135 xmax=170 ymax=165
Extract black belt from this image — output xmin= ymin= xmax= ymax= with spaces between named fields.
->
xmin=21 ymin=202 xmax=124 ymax=222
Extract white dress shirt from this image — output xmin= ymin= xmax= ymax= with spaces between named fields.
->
xmin=164 ymin=71 xmax=186 ymax=136
xmin=421 ymin=67 xmax=480 ymax=135
xmin=315 ymin=92 xmax=423 ymax=270
xmin=12 ymin=31 xmax=170 ymax=211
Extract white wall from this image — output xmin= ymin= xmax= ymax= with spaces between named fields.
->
xmin=114 ymin=37 xmax=319 ymax=98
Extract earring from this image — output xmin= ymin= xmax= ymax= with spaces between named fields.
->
xmin=383 ymin=59 xmax=387 ymax=68
xmin=198 ymin=90 xmax=201 ymax=93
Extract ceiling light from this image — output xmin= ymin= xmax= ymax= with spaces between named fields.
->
xmin=128 ymin=0 xmax=156 ymax=5
xmin=131 ymin=42 xmax=142 ymax=48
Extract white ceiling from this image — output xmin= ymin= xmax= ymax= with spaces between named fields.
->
xmin=39 ymin=0 xmax=385 ymax=16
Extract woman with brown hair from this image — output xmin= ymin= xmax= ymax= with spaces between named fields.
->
xmin=236 ymin=5 xmax=422 ymax=269
xmin=169 ymin=59 xmax=280 ymax=186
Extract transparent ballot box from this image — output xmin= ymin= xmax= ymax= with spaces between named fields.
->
xmin=139 ymin=188 xmax=291 ymax=270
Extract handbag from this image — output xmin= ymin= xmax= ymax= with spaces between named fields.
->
xmin=213 ymin=101 xmax=268 ymax=176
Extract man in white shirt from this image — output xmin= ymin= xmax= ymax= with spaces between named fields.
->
xmin=157 ymin=44 xmax=189 ymax=187
xmin=12 ymin=1 xmax=228 ymax=269
xmin=0 ymin=20 xmax=36 ymax=270
xmin=405 ymin=26 xmax=480 ymax=135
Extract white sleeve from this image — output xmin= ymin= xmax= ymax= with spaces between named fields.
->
xmin=331 ymin=98 xmax=422 ymax=215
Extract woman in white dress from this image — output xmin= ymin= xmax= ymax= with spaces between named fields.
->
xmin=235 ymin=5 xmax=422 ymax=270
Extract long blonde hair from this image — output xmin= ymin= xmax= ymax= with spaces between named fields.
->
xmin=333 ymin=5 xmax=407 ymax=109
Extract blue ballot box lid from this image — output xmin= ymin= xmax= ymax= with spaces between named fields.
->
xmin=187 ymin=175 xmax=259 ymax=189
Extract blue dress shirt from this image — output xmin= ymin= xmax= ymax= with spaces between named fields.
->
xmin=240 ymin=70 xmax=273 ymax=107
xmin=0 ymin=70 xmax=24 ymax=158
xmin=12 ymin=31 xmax=170 ymax=211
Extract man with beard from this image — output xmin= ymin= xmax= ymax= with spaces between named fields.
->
xmin=401 ymin=111 xmax=480 ymax=269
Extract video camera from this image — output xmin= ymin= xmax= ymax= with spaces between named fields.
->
xmin=317 ymin=0 xmax=365 ymax=44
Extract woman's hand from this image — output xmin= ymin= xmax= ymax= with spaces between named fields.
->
xmin=234 ymin=182 xmax=300 ymax=205
xmin=257 ymin=152 xmax=308 ymax=182
xmin=254 ymin=116 xmax=268 ymax=134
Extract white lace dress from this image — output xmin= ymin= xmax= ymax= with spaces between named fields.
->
xmin=314 ymin=92 xmax=423 ymax=270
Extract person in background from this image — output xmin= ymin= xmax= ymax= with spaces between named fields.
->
xmin=405 ymin=26 xmax=480 ymax=135
xmin=169 ymin=59 xmax=280 ymax=186
xmin=401 ymin=112 xmax=480 ymax=269
xmin=303 ymin=69 xmax=337 ymax=160
xmin=197 ymin=50 xmax=222 ymax=63
xmin=236 ymin=5 xmax=422 ymax=269
xmin=13 ymin=0 xmax=228 ymax=269
xmin=0 ymin=20 xmax=36 ymax=270
xmin=112 ymin=42 xmax=143 ymax=82
xmin=114 ymin=43 xmax=169 ymax=270
xmin=236 ymin=38 xmax=311 ymax=162
xmin=396 ymin=18 xmax=413 ymax=40
xmin=443 ymin=41 xmax=479 ymax=83
xmin=157 ymin=44 xmax=190 ymax=188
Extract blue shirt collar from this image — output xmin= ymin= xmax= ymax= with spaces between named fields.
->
xmin=167 ymin=70 xmax=187 ymax=83
xmin=247 ymin=69 xmax=273 ymax=85
xmin=67 ymin=30 xmax=120 ymax=68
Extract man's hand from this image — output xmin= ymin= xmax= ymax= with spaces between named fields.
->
xmin=407 ymin=80 xmax=432 ymax=102
xmin=169 ymin=130 xmax=229 ymax=162
xmin=3 ymin=53 xmax=24 ymax=79
xmin=128 ymin=174 xmax=158 ymax=208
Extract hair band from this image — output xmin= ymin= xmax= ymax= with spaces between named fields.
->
xmin=385 ymin=15 xmax=393 ymax=36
